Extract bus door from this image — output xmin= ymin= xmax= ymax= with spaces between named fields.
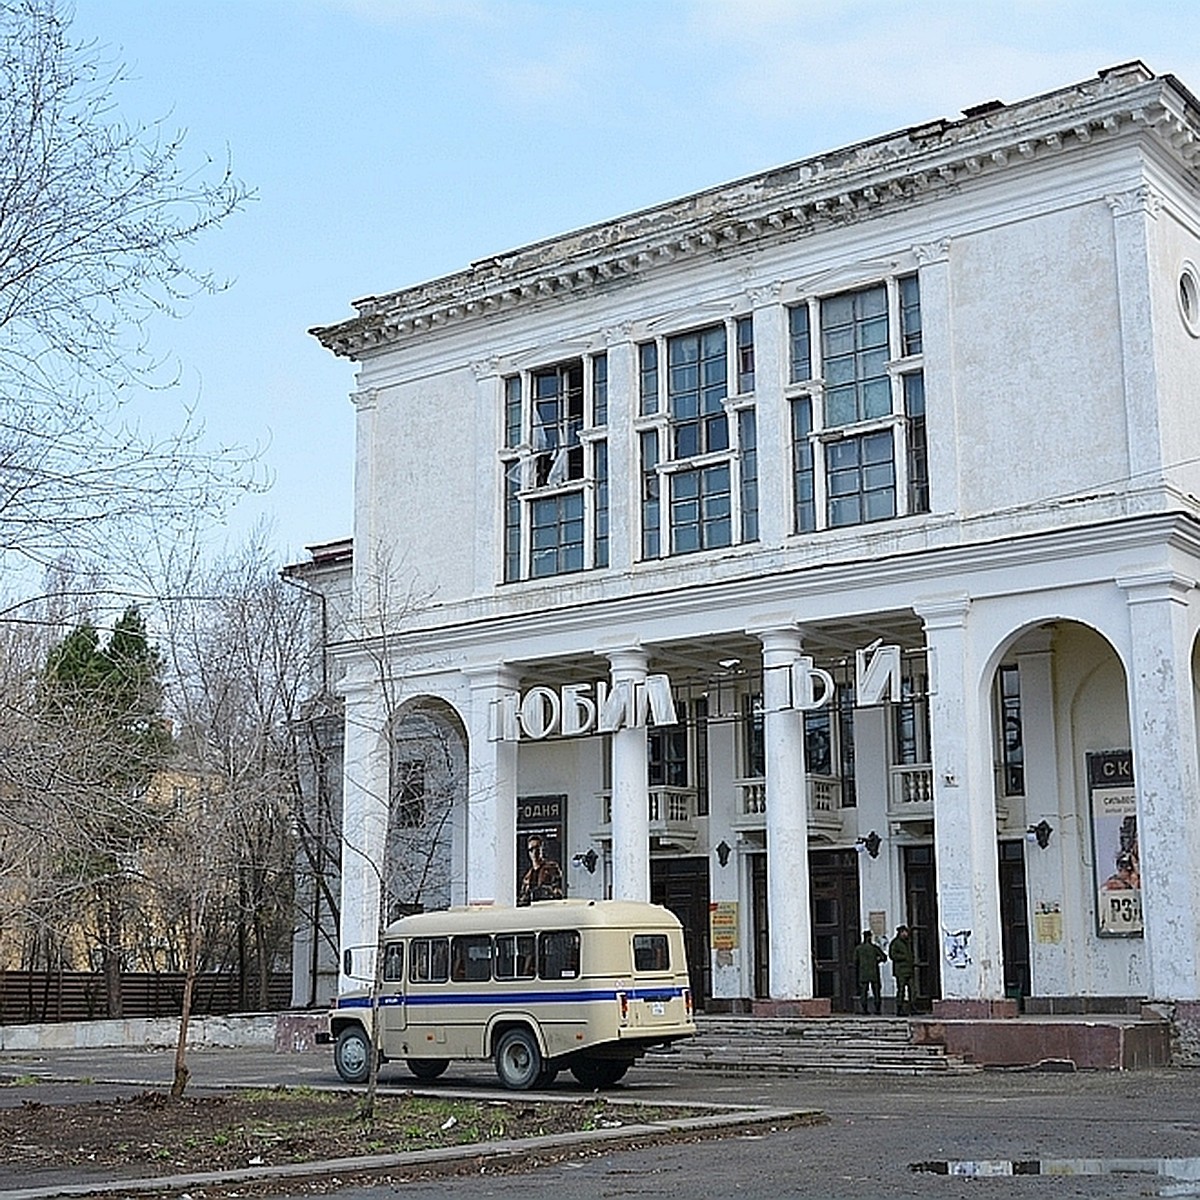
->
xmin=379 ymin=940 xmax=407 ymax=1040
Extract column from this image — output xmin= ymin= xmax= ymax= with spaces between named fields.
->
xmin=464 ymin=665 xmax=520 ymax=907
xmin=1119 ymin=570 xmax=1200 ymax=1001
xmin=757 ymin=626 xmax=814 ymax=1001
xmin=916 ymin=596 xmax=1007 ymax=1012
xmin=608 ymin=646 xmax=650 ymax=901
xmin=337 ymin=673 xmax=389 ymax=991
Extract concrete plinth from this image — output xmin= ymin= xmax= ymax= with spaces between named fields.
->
xmin=932 ymin=998 xmax=1018 ymax=1020
xmin=751 ymin=998 xmax=832 ymax=1018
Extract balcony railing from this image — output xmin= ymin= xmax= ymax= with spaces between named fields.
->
xmin=888 ymin=764 xmax=934 ymax=819
xmin=599 ymin=787 xmax=700 ymax=847
xmin=732 ymin=776 xmax=843 ymax=833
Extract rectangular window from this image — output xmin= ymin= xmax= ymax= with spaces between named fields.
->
xmin=382 ymin=942 xmax=404 ymax=983
xmin=649 ymin=699 xmax=690 ymax=788
xmin=736 ymin=315 xmax=755 ymax=393
xmin=639 ymin=342 xmax=659 ymax=416
xmin=694 ymin=695 xmax=709 ymax=816
xmin=633 ymin=934 xmax=671 ymax=972
xmin=538 ymin=929 xmax=580 ymax=979
xmin=594 ymin=440 xmax=609 ymax=569
xmin=789 ymin=304 xmax=811 ymax=383
xmin=668 ymin=326 xmax=728 ymax=459
xmin=827 ymin=430 xmax=896 ymax=527
xmin=450 ymin=935 xmax=492 ymax=982
xmin=739 ymin=408 xmax=758 ymax=543
xmin=894 ymin=675 xmax=930 ymax=766
xmin=641 ymin=429 xmax=660 ymax=559
xmin=904 ymin=372 xmax=928 ymax=514
xmin=494 ymin=933 xmax=537 ymax=980
xmin=822 ymin=284 xmax=890 ymax=427
xmin=504 ymin=376 xmax=522 ymax=449
xmin=837 ymin=681 xmax=857 ymax=807
xmin=670 ymin=463 xmax=731 ymax=553
xmin=592 ymin=352 xmax=608 ymax=427
xmin=899 ymin=274 xmax=922 ymax=356
xmin=394 ymin=759 xmax=425 ymax=829
xmin=998 ymin=664 xmax=1025 ymax=796
xmin=503 ymin=460 xmax=521 ymax=583
xmin=532 ymin=361 xmax=584 ymax=486
xmin=410 ymin=937 xmax=450 ymax=983
xmin=791 ymin=397 xmax=816 ymax=533
xmin=805 ymin=708 xmax=833 ymax=775
xmin=743 ymin=693 xmax=765 ymax=778
xmin=531 ymin=491 xmax=584 ymax=577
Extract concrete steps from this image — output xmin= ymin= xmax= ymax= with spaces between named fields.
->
xmin=646 ymin=1015 xmax=980 ymax=1075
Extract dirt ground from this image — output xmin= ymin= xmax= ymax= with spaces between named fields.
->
xmin=0 ymin=1085 xmax=697 ymax=1177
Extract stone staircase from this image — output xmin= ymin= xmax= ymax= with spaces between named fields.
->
xmin=646 ymin=1014 xmax=979 ymax=1075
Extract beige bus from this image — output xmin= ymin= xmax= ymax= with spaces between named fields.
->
xmin=330 ymin=899 xmax=696 ymax=1090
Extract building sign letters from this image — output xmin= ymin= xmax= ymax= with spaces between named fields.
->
xmin=490 ymin=641 xmax=902 ymax=742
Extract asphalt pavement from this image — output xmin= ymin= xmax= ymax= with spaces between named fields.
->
xmin=1 ymin=1044 xmax=1198 ymax=1199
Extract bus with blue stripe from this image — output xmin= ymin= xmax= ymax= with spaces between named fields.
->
xmin=330 ymin=899 xmax=696 ymax=1090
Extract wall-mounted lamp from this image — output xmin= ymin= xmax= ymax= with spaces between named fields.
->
xmin=855 ymin=830 xmax=882 ymax=859
xmin=572 ymin=848 xmax=599 ymax=874
xmin=715 ymin=840 xmax=733 ymax=868
xmin=1026 ymin=820 xmax=1054 ymax=850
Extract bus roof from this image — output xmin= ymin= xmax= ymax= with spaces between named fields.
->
xmin=381 ymin=899 xmax=683 ymax=939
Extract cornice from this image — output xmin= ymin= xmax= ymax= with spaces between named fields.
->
xmin=329 ymin=510 xmax=1200 ymax=670
xmin=311 ymin=64 xmax=1200 ymax=361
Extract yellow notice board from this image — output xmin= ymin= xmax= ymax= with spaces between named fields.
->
xmin=709 ymin=901 xmax=739 ymax=951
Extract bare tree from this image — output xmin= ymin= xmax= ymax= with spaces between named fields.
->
xmin=0 ymin=0 xmax=255 ymax=576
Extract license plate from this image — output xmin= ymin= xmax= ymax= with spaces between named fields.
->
xmin=652 ymin=1001 xmax=665 ymax=1016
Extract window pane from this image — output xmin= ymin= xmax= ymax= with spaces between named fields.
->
xmin=633 ymin=933 xmax=671 ymax=972
xmin=539 ymin=930 xmax=580 ymax=979
xmin=789 ymin=305 xmax=811 ymax=382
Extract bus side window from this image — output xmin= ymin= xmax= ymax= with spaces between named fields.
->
xmin=496 ymin=934 xmax=537 ymax=979
xmin=538 ymin=930 xmax=580 ymax=979
xmin=452 ymin=935 xmax=492 ymax=982
xmin=382 ymin=941 xmax=404 ymax=983
xmin=412 ymin=938 xmax=450 ymax=983
xmin=633 ymin=934 xmax=670 ymax=972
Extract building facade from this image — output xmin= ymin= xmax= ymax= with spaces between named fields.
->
xmin=310 ymin=63 xmax=1200 ymax=1016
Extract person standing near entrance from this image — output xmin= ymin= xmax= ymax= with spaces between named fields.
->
xmin=853 ymin=931 xmax=886 ymax=1015
xmin=889 ymin=924 xmax=916 ymax=1015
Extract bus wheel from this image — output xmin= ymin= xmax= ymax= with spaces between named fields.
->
xmin=570 ymin=1057 xmax=630 ymax=1089
xmin=333 ymin=1026 xmax=373 ymax=1084
xmin=406 ymin=1058 xmax=449 ymax=1081
xmin=495 ymin=1028 xmax=542 ymax=1090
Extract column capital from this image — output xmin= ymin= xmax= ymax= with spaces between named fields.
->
xmin=1116 ymin=568 xmax=1197 ymax=607
xmin=747 ymin=623 xmax=806 ymax=660
xmin=462 ymin=661 xmax=521 ymax=693
xmin=913 ymin=594 xmax=971 ymax=630
xmin=603 ymin=644 xmax=649 ymax=676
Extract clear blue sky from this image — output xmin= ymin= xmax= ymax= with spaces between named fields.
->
xmin=69 ymin=1 xmax=1200 ymax=566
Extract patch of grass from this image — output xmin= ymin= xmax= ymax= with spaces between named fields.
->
xmin=0 ymin=1074 xmax=40 ymax=1087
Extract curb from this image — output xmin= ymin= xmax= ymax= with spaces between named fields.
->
xmin=0 ymin=1092 xmax=819 ymax=1200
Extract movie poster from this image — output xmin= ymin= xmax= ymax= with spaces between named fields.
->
xmin=1087 ymin=751 xmax=1142 ymax=937
xmin=516 ymin=794 xmax=566 ymax=905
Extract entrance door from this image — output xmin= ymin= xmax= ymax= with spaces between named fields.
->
xmin=901 ymin=844 xmax=940 ymax=1010
xmin=751 ymin=852 xmax=768 ymax=998
xmin=651 ymin=857 xmax=711 ymax=1008
xmin=748 ymin=849 xmax=860 ymax=1009
xmin=999 ymin=840 xmax=1031 ymax=1002
xmin=810 ymin=850 xmax=861 ymax=1012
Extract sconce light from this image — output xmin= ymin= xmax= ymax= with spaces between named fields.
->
xmin=855 ymin=830 xmax=882 ymax=859
xmin=1026 ymin=820 xmax=1054 ymax=850
xmin=572 ymin=848 xmax=599 ymax=874
xmin=715 ymin=840 xmax=732 ymax=868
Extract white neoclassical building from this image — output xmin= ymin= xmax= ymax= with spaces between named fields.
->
xmin=308 ymin=63 xmax=1200 ymax=1025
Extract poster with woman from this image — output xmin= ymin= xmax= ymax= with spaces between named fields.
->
xmin=1087 ymin=751 xmax=1142 ymax=936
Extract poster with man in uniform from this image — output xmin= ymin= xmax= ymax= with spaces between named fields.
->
xmin=516 ymin=794 xmax=566 ymax=905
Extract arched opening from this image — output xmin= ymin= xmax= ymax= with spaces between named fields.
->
xmin=984 ymin=618 xmax=1137 ymax=1003
xmin=383 ymin=699 xmax=467 ymax=918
